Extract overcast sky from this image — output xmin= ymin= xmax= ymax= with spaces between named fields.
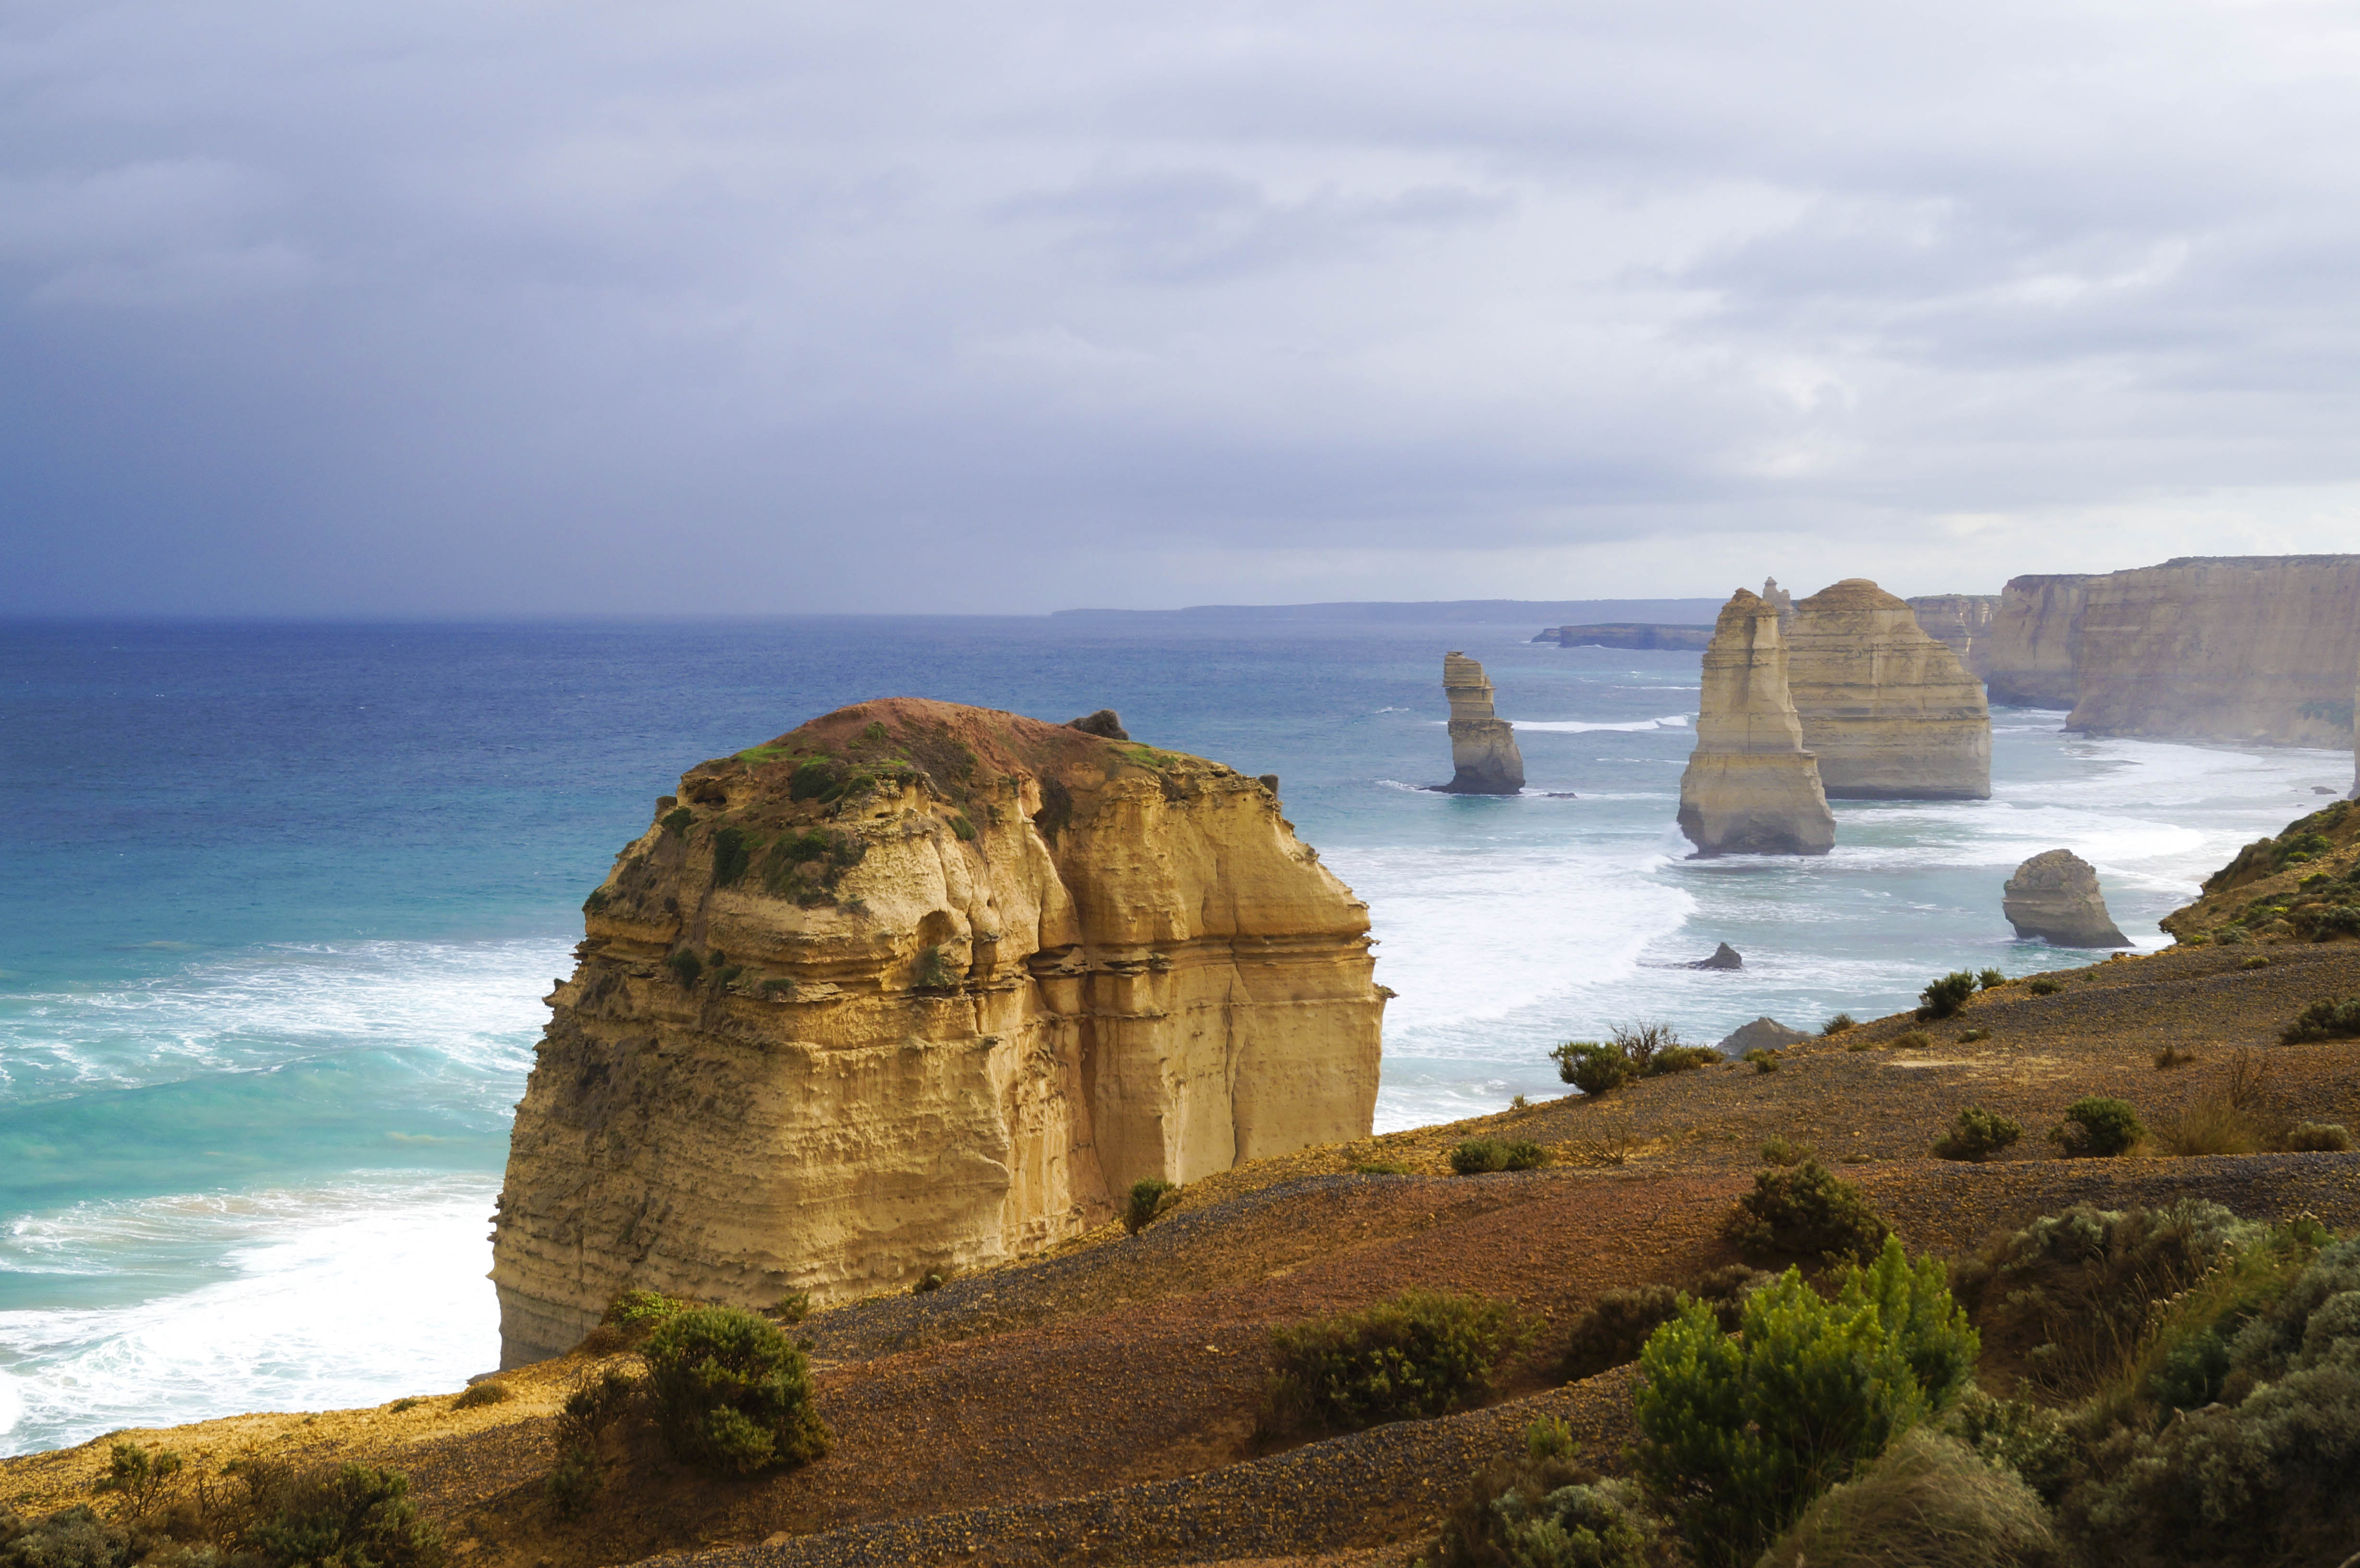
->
xmin=7 ymin=0 xmax=2360 ymax=615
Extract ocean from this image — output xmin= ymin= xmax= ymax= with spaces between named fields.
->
xmin=2 ymin=615 xmax=2344 ymax=1454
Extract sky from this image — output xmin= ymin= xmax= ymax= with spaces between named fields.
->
xmin=7 ymin=0 xmax=2360 ymax=616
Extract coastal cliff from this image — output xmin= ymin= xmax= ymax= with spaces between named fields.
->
xmin=2066 ymin=556 xmax=2360 ymax=746
xmin=491 ymin=699 xmax=1385 ymax=1365
xmin=1676 ymin=590 xmax=1836 ymax=856
xmin=1787 ymin=579 xmax=1991 ymax=799
xmin=1982 ymin=574 xmax=2092 ymax=708
xmin=1904 ymin=594 xmax=1998 ymax=674
xmin=1437 ymin=652 xmax=1525 ymax=794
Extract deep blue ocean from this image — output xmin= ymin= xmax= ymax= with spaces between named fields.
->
xmin=2 ymin=615 xmax=2344 ymax=1453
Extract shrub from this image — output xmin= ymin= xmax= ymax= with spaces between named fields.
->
xmin=2288 ymin=1120 xmax=2354 ymax=1152
xmin=452 ymin=1380 xmax=511 ymax=1409
xmin=1551 ymin=1041 xmax=1630 ymax=1095
xmin=1429 ymin=1466 xmax=1676 ymax=1568
xmin=1124 ymin=1177 xmax=1178 ymax=1233
xmin=2153 ymin=1090 xmax=2263 ymax=1156
xmin=643 ymin=1306 xmax=830 ymax=1475
xmin=583 ymin=887 xmax=611 ymax=915
xmin=1755 ymin=1428 xmax=2062 ymax=1568
xmin=666 ymin=948 xmax=702 ymax=987
xmin=546 ymin=1444 xmax=600 ymax=1518
xmin=388 ymin=1397 xmax=423 ymax=1413
xmin=1722 ymin=1161 xmax=1889 ymax=1266
xmin=2026 ymin=977 xmax=2062 ymax=996
xmin=1891 ymin=1030 xmax=1932 ymax=1049
xmin=1560 ymin=1266 xmax=1765 ymax=1382
xmin=1932 ymin=1106 xmax=2022 ymax=1163
xmin=544 ymin=1369 xmax=636 ymax=1519
xmin=1943 ymin=1388 xmax=2076 ymax=1506
xmin=247 ymin=1465 xmax=444 ymax=1568
xmin=2241 ymin=952 xmax=2272 ymax=969
xmin=90 ymin=1441 xmax=183 ymax=1517
xmin=1918 ymin=971 xmax=1977 ymax=1019
xmin=2048 ymin=1097 xmax=2143 ymax=1157
xmin=1633 ymin=1239 xmax=1978 ymax=1567
xmin=2153 ymin=1045 xmax=2196 ymax=1069
xmin=1353 ymin=1160 xmax=1412 ymax=1176
xmin=1845 ymin=1038 xmax=1875 ymax=1053
xmin=1821 ymin=1013 xmax=1856 ymax=1036
xmin=2283 ymin=995 xmax=2360 ymax=1042
xmin=910 ymin=944 xmax=956 ymax=989
xmin=912 ymin=1270 xmax=946 ymax=1294
xmin=660 ymin=806 xmax=694 ymax=834
xmin=1978 ymin=968 xmax=2007 ymax=990
xmin=1262 ymin=1289 xmax=1531 ymax=1436
xmin=1744 ymin=1048 xmax=1780 ymax=1074
xmin=1610 ymin=1021 xmax=1682 ymax=1073
xmin=1759 ymin=1135 xmax=1813 ymax=1167
xmin=1957 ymin=1027 xmax=1990 ymax=1042
xmin=770 ymin=1289 xmax=811 ymax=1323
xmin=603 ymin=1288 xmax=684 ymax=1342
xmin=1450 ymin=1139 xmax=1550 ymax=1175
xmin=1648 ymin=1045 xmax=1722 ymax=1075
xmin=949 ymin=813 xmax=977 ymax=842
xmin=1949 ymin=1199 xmax=2259 ymax=1396
xmin=712 ymin=825 xmax=755 ymax=886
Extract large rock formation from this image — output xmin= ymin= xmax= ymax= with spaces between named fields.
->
xmin=1982 ymin=574 xmax=2093 ymax=708
xmin=1532 ymin=624 xmax=1714 ymax=651
xmin=1676 ymin=591 xmax=1836 ymax=857
xmin=2004 ymin=849 xmax=2131 ymax=947
xmin=2065 ymin=557 xmax=2360 ymax=746
xmin=1786 ymin=579 xmax=1992 ymax=799
xmin=1905 ymin=594 xmax=1999 ymax=674
xmin=1436 ymin=652 xmax=1526 ymax=794
xmin=492 ymin=699 xmax=1385 ymax=1366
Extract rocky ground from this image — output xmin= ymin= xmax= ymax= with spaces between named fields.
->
xmin=9 ymin=941 xmax=2360 ymax=1568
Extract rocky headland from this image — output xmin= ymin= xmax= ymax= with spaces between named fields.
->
xmin=490 ymin=699 xmax=1386 ymax=1365
xmin=2003 ymin=848 xmax=2131 ymax=948
xmin=1529 ymin=623 xmax=1712 ymax=650
xmin=1434 ymin=652 xmax=1525 ymax=794
xmin=1675 ymin=589 xmax=1836 ymax=856
xmin=1785 ymin=578 xmax=1991 ymax=799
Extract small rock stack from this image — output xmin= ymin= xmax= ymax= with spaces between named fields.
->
xmin=1676 ymin=590 xmax=1836 ymax=857
xmin=2004 ymin=849 xmax=2131 ymax=947
xmin=1437 ymin=652 xmax=1526 ymax=795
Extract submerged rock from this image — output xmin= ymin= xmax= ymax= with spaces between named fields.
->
xmin=1686 ymin=942 xmax=1744 ymax=970
xmin=2004 ymin=849 xmax=2131 ymax=947
xmin=491 ymin=698 xmax=1385 ymax=1365
xmin=1719 ymin=1017 xmax=1809 ymax=1053
xmin=1435 ymin=651 xmax=1526 ymax=795
xmin=1676 ymin=591 xmax=1836 ymax=857
xmin=1786 ymin=578 xmax=1991 ymax=800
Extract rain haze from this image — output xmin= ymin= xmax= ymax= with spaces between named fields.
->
xmin=7 ymin=0 xmax=2360 ymax=615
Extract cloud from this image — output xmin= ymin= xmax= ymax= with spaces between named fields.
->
xmin=3 ymin=0 xmax=2359 ymax=614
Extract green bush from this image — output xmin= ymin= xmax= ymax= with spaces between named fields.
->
xmin=1124 ymin=1177 xmax=1177 ymax=1233
xmin=583 ymin=886 xmax=611 ymax=915
xmin=603 ymin=1288 xmax=685 ymax=1342
xmin=912 ymin=1270 xmax=946 ymax=1294
xmin=643 ymin=1306 xmax=829 ymax=1475
xmin=1560 ymin=1266 xmax=1764 ymax=1382
xmin=1943 ymin=1388 xmax=2076 ymax=1506
xmin=544 ymin=1369 xmax=637 ymax=1518
xmin=1722 ymin=1160 xmax=1890 ymax=1266
xmin=1756 ymin=1428 xmax=2062 ymax=1568
xmin=1918 ymin=971 xmax=1977 ymax=1019
xmin=1932 ymin=1105 xmax=2023 ymax=1163
xmin=1427 ymin=1461 xmax=1677 ymax=1568
xmin=1743 ymin=1048 xmax=1779 ymax=1073
xmin=91 ymin=1440 xmax=183 ymax=1515
xmin=666 ymin=948 xmax=702 ymax=987
xmin=1648 ymin=1046 xmax=1722 ymax=1075
xmin=248 ymin=1465 xmax=444 ymax=1568
xmin=910 ymin=944 xmax=956 ymax=989
xmin=1957 ymin=1027 xmax=1990 ymax=1043
xmin=1450 ymin=1139 xmax=1550 ymax=1176
xmin=1633 ymin=1239 xmax=1978 ymax=1567
xmin=712 ymin=825 xmax=754 ymax=886
xmin=2026 ymin=977 xmax=2062 ymax=996
xmin=773 ymin=1289 xmax=811 ymax=1323
xmin=1262 ymin=1289 xmax=1531 ymax=1436
xmin=949 ymin=813 xmax=977 ymax=842
xmin=2288 ymin=1120 xmax=2354 ymax=1152
xmin=1978 ymin=968 xmax=2007 ymax=990
xmin=660 ymin=807 xmax=694 ymax=834
xmin=2282 ymin=995 xmax=2360 ymax=1042
xmin=2049 ymin=1096 xmax=2143 ymax=1157
xmin=1759 ymin=1135 xmax=1813 ymax=1167
xmin=2241 ymin=952 xmax=2273 ymax=969
xmin=1890 ymin=1030 xmax=1931 ymax=1049
xmin=546 ymin=1444 xmax=600 ymax=1518
xmin=452 ymin=1380 xmax=511 ymax=1409
xmin=1821 ymin=1013 xmax=1856 ymax=1036
xmin=1551 ymin=1041 xmax=1630 ymax=1095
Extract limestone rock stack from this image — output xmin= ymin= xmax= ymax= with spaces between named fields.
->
xmin=1676 ymin=591 xmax=1836 ymax=856
xmin=1905 ymin=594 xmax=1999 ymax=674
xmin=2004 ymin=849 xmax=2131 ymax=947
xmin=1761 ymin=577 xmax=1795 ymax=629
xmin=1437 ymin=652 xmax=1526 ymax=794
xmin=1983 ymin=575 xmax=2093 ymax=708
xmin=491 ymin=699 xmax=1385 ymax=1366
xmin=1786 ymin=579 xmax=1992 ymax=799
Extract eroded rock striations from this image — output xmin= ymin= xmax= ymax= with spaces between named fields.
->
xmin=1436 ymin=652 xmax=1525 ymax=794
xmin=2004 ymin=849 xmax=2131 ymax=948
xmin=1676 ymin=591 xmax=1836 ymax=857
xmin=1905 ymin=594 xmax=1999 ymax=674
xmin=1983 ymin=574 xmax=2093 ymax=709
xmin=1786 ymin=579 xmax=1991 ymax=800
xmin=492 ymin=699 xmax=1385 ymax=1365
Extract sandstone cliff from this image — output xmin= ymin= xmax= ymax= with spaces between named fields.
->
xmin=2004 ymin=849 xmax=2130 ymax=948
xmin=2065 ymin=556 xmax=2360 ymax=746
xmin=1436 ymin=652 xmax=1525 ymax=794
xmin=1982 ymin=574 xmax=2092 ymax=708
xmin=1787 ymin=579 xmax=1991 ymax=799
xmin=1905 ymin=594 xmax=1998 ymax=674
xmin=1676 ymin=591 xmax=1836 ymax=856
xmin=491 ymin=699 xmax=1385 ymax=1365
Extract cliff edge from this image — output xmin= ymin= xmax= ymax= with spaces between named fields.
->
xmin=491 ymin=699 xmax=1385 ymax=1366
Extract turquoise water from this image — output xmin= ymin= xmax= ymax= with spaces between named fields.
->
xmin=2 ymin=616 xmax=2343 ymax=1452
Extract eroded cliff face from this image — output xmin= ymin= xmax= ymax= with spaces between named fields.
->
xmin=1438 ymin=652 xmax=1525 ymax=794
xmin=1905 ymin=595 xmax=1998 ymax=675
xmin=1983 ymin=575 xmax=2092 ymax=709
xmin=1677 ymin=590 xmax=1836 ymax=857
xmin=492 ymin=699 xmax=1384 ymax=1366
xmin=2066 ymin=557 xmax=2360 ymax=746
xmin=1788 ymin=579 xmax=1991 ymax=800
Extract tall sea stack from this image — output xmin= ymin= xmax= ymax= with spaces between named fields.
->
xmin=1677 ymin=590 xmax=1837 ymax=856
xmin=1787 ymin=578 xmax=1991 ymax=799
xmin=491 ymin=699 xmax=1385 ymax=1365
xmin=1437 ymin=652 xmax=1525 ymax=794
